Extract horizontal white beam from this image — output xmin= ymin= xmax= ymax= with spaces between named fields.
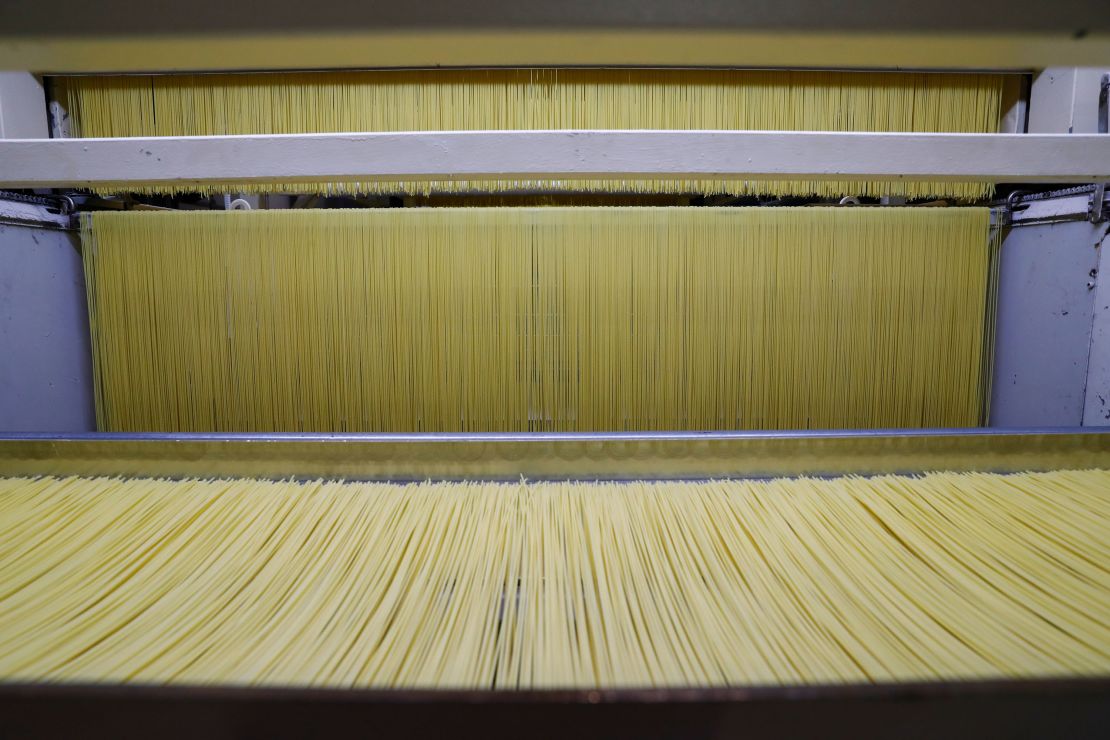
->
xmin=1 ymin=130 xmax=1108 ymax=189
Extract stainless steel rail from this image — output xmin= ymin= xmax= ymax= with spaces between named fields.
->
xmin=2 ymin=428 xmax=1108 ymax=481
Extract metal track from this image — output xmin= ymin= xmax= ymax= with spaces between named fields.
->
xmin=0 ymin=191 xmax=73 ymax=228
xmin=3 ymin=428 xmax=1109 ymax=481
xmin=996 ymin=185 xmax=1110 ymax=226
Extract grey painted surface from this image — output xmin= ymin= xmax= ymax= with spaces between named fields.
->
xmin=1082 ymin=223 xmax=1110 ymax=425
xmin=0 ymin=72 xmax=46 ymax=139
xmin=991 ymin=221 xmax=1102 ymax=427
xmin=997 ymin=75 xmax=1029 ymax=134
xmin=1029 ymin=67 xmax=1110 ymax=134
xmin=0 ymin=224 xmax=95 ymax=432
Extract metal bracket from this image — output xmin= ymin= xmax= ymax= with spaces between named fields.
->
xmin=1096 ymin=75 xmax=1110 ymax=224
xmin=993 ymin=186 xmax=1110 ymax=227
xmin=1098 ymin=73 xmax=1108 ymax=135
xmin=1090 ymin=183 xmax=1108 ymax=224
xmin=0 ymin=190 xmax=73 ymax=229
xmin=999 ymin=190 xmax=1026 ymax=226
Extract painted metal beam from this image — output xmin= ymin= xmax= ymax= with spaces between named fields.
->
xmin=2 ymin=1 xmax=1109 ymax=72
xmin=2 ymin=130 xmax=1109 ymax=189
xmin=2 ymin=429 xmax=1109 ymax=481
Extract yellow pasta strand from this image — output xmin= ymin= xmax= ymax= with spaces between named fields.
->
xmin=81 ymin=207 xmax=994 ymax=433
xmin=0 ymin=469 xmax=1107 ymax=688
xmin=54 ymin=69 xmax=1004 ymax=199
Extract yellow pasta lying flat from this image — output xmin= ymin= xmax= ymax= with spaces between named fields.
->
xmin=81 ymin=207 xmax=995 ymax=433
xmin=1 ymin=469 xmax=1107 ymax=689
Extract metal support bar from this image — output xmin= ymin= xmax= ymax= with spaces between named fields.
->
xmin=2 ymin=429 xmax=1109 ymax=482
xmin=1 ymin=130 xmax=1108 ymax=190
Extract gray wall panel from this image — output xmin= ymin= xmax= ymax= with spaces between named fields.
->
xmin=0 ymin=224 xmax=95 ymax=432
xmin=1082 ymin=223 xmax=1110 ymax=425
xmin=990 ymin=221 xmax=1102 ymax=427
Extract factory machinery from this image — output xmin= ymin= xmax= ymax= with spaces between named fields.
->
xmin=2 ymin=2 xmax=1110 ymax=738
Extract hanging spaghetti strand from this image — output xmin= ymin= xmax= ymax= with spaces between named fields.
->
xmin=81 ymin=207 xmax=993 ymax=433
xmin=54 ymin=69 xmax=1004 ymax=199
